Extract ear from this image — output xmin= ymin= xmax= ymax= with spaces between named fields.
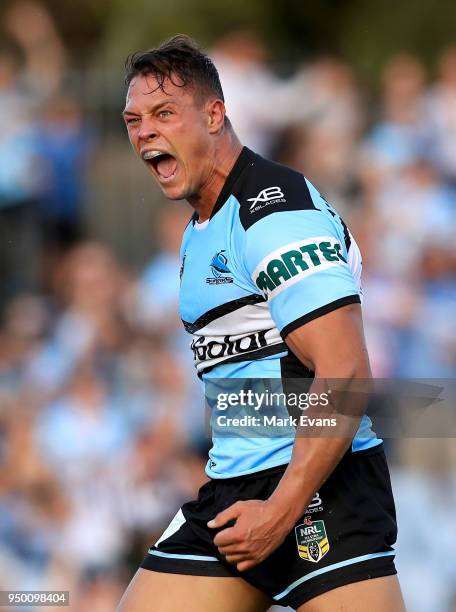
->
xmin=206 ymin=99 xmax=226 ymax=134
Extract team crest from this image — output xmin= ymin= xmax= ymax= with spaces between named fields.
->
xmin=295 ymin=518 xmax=329 ymax=563
xmin=206 ymin=250 xmax=233 ymax=284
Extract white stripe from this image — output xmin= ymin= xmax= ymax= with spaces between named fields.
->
xmin=155 ymin=509 xmax=185 ymax=547
xmin=193 ymin=219 xmax=209 ymax=231
xmin=273 ymin=550 xmax=396 ymax=601
xmin=195 ymin=301 xmax=274 ymax=337
xmin=347 ymin=232 xmax=363 ymax=301
xmin=148 ymin=550 xmax=219 ymax=562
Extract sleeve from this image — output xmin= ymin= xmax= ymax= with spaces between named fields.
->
xmin=242 ymin=206 xmax=361 ymax=339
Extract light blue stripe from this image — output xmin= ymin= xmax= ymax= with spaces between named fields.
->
xmin=273 ymin=550 xmax=396 ymax=601
xmin=148 ymin=549 xmax=220 ymax=562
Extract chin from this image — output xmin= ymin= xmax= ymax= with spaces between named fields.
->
xmin=160 ymin=185 xmax=187 ymax=201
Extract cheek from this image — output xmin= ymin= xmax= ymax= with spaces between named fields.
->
xmin=181 ymin=149 xmax=207 ymax=182
xmin=172 ymin=119 xmax=211 ymax=177
xmin=178 ymin=117 xmax=210 ymax=152
xmin=127 ymin=127 xmax=139 ymax=147
xmin=186 ymin=134 xmax=212 ymax=166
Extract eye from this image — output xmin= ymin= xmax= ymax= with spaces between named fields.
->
xmin=126 ymin=117 xmax=140 ymax=125
xmin=158 ymin=110 xmax=172 ymax=118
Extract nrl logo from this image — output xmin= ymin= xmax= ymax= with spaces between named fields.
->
xmin=247 ymin=186 xmax=286 ymax=213
xmin=295 ymin=519 xmax=330 ymax=563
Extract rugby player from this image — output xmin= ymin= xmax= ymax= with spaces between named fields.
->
xmin=118 ymin=35 xmax=405 ymax=612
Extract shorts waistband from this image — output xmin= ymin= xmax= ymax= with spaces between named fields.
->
xmin=210 ymin=442 xmax=384 ymax=483
xmin=211 ymin=463 xmax=288 ymax=483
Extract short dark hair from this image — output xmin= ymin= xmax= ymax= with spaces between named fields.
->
xmin=124 ymin=35 xmax=224 ymax=103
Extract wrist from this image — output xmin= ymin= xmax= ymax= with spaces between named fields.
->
xmin=267 ymin=482 xmax=310 ymax=529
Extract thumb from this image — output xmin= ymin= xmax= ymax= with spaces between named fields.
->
xmin=207 ymin=501 xmax=243 ymax=528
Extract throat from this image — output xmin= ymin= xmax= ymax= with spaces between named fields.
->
xmin=188 ymin=193 xmax=214 ymax=223
xmin=188 ymin=140 xmax=244 ymax=220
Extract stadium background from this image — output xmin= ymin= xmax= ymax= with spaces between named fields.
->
xmin=0 ymin=0 xmax=455 ymax=610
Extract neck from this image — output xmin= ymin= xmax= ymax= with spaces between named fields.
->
xmin=188 ymin=130 xmax=243 ymax=222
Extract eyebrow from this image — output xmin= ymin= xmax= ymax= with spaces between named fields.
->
xmin=122 ymin=100 xmax=176 ymax=118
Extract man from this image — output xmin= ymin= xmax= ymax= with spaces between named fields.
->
xmin=118 ymin=35 xmax=405 ymax=612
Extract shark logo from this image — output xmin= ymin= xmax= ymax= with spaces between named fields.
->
xmin=211 ymin=251 xmax=230 ymax=277
xmin=206 ymin=250 xmax=234 ymax=285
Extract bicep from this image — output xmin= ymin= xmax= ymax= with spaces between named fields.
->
xmin=284 ymin=303 xmax=371 ymax=378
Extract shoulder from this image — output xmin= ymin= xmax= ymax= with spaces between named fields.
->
xmin=233 ymin=152 xmax=317 ymax=230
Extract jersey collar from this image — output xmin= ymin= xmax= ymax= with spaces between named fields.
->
xmin=208 ymin=146 xmax=255 ymax=220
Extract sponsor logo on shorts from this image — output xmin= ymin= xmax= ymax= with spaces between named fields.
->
xmin=295 ymin=518 xmax=330 ymax=563
xmin=207 ymin=250 xmax=234 ymax=285
xmin=306 ymin=491 xmax=323 ymax=513
xmin=253 ymin=237 xmax=347 ymax=297
xmin=247 ymin=186 xmax=286 ymax=213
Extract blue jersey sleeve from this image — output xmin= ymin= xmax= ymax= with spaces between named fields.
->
xmin=241 ymin=183 xmax=361 ymax=338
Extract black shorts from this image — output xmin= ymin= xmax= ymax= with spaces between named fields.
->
xmin=141 ymin=443 xmax=397 ymax=609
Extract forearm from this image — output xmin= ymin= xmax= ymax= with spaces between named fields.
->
xmin=268 ymin=371 xmax=371 ymax=528
xmin=266 ymin=303 xmax=372 ymax=528
xmin=268 ymin=428 xmax=353 ymax=529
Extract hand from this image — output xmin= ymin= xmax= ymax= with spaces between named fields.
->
xmin=208 ymin=499 xmax=293 ymax=571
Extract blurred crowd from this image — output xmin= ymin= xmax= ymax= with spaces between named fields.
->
xmin=0 ymin=4 xmax=456 ymax=611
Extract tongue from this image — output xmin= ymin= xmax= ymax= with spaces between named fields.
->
xmin=157 ymin=156 xmax=177 ymax=179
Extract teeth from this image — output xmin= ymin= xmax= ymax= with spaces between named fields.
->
xmin=143 ymin=150 xmax=166 ymax=161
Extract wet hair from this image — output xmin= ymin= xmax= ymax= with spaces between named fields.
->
xmin=124 ymin=34 xmax=224 ymax=104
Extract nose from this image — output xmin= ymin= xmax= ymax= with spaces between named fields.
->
xmin=138 ymin=116 xmax=159 ymax=141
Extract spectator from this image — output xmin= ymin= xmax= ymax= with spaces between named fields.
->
xmin=4 ymin=0 xmax=67 ymax=100
xmin=211 ymin=30 xmax=293 ymax=156
xmin=426 ymin=45 xmax=456 ymax=184
xmin=0 ymin=48 xmax=42 ymax=306
xmin=35 ymin=95 xmax=95 ymax=251
xmin=363 ymin=54 xmax=429 ymax=179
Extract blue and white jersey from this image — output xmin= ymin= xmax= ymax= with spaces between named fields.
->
xmin=179 ymin=147 xmax=380 ymax=478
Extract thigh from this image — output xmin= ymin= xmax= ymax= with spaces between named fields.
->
xmin=297 ymin=575 xmax=406 ymax=612
xmin=117 ymin=569 xmax=271 ymax=612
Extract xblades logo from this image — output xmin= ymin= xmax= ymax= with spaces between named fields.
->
xmin=247 ymin=186 xmax=286 ymax=213
xmin=306 ymin=492 xmax=323 ymax=513
xmin=206 ymin=250 xmax=233 ymax=285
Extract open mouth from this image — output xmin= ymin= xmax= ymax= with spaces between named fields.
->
xmin=142 ymin=150 xmax=178 ymax=181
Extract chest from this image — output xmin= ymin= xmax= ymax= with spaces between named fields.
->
xmin=179 ymin=223 xmax=248 ymax=324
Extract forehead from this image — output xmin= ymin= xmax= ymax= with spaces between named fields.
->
xmin=124 ymin=73 xmax=197 ymax=111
